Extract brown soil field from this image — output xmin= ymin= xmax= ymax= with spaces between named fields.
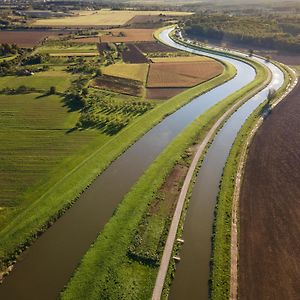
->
xmin=239 ymin=81 xmax=300 ymax=299
xmin=146 ymin=61 xmax=223 ymax=88
xmin=97 ymin=42 xmax=110 ymax=54
xmin=125 ymin=15 xmax=172 ymax=26
xmin=90 ymin=74 xmax=142 ymax=96
xmin=0 ymin=30 xmax=63 ymax=47
xmin=71 ymin=36 xmax=101 ymax=44
xmin=121 ymin=44 xmax=148 ymax=64
xmin=101 ymin=29 xmax=155 ymax=43
xmin=146 ymin=87 xmax=186 ymax=100
xmin=135 ymin=41 xmax=178 ymax=53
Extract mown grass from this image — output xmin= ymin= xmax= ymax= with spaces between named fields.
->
xmin=61 ymin=58 xmax=267 ymax=299
xmin=210 ymin=63 xmax=292 ymax=300
xmin=0 ymin=70 xmax=74 ymax=93
xmin=0 ymin=92 xmax=107 ymax=226
xmin=0 ymin=59 xmax=235 ymax=271
xmin=37 ymin=44 xmax=97 ymax=54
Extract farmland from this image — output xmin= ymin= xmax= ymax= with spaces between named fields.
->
xmin=71 ymin=29 xmax=156 ymax=44
xmin=90 ymin=75 xmax=143 ymax=97
xmin=147 ymin=60 xmax=223 ymax=88
xmin=32 ymin=10 xmax=192 ymax=27
xmin=0 ymin=70 xmax=73 ymax=93
xmin=150 ymin=55 xmax=214 ymax=62
xmin=101 ymin=29 xmax=155 ymax=43
xmin=136 ymin=41 xmax=178 ymax=53
xmin=101 ymin=63 xmax=149 ymax=82
xmin=0 ymin=92 xmax=103 ymax=225
xmin=0 ymin=31 xmax=63 ymax=47
xmin=121 ymin=44 xmax=149 ymax=63
xmin=239 ymin=81 xmax=300 ymax=299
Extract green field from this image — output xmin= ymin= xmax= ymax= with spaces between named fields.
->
xmin=0 ymin=92 xmax=108 ymax=227
xmin=37 ymin=44 xmax=97 ymax=55
xmin=0 ymin=70 xmax=73 ymax=93
xmin=102 ymin=63 xmax=149 ymax=83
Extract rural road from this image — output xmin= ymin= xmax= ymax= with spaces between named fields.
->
xmin=152 ymin=32 xmax=272 ymax=299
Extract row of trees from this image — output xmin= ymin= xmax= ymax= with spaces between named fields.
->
xmin=76 ymin=92 xmax=154 ymax=134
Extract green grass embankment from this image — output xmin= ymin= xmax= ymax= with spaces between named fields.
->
xmin=61 ymin=55 xmax=268 ymax=300
xmin=0 ymin=60 xmax=235 ymax=271
xmin=210 ymin=63 xmax=294 ymax=300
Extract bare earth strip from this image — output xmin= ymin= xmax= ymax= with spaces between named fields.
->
xmin=152 ymin=63 xmax=272 ymax=300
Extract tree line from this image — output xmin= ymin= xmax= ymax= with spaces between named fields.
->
xmin=183 ymin=14 xmax=300 ymax=52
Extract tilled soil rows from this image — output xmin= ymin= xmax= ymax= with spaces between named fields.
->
xmin=239 ymin=81 xmax=300 ymax=299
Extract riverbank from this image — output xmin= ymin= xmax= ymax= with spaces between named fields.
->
xmin=61 ymin=47 xmax=269 ymax=299
xmin=211 ymin=63 xmax=296 ymax=300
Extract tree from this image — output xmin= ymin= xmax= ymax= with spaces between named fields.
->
xmin=49 ymin=86 xmax=56 ymax=94
xmin=267 ymin=88 xmax=276 ymax=103
xmin=95 ymin=69 xmax=102 ymax=77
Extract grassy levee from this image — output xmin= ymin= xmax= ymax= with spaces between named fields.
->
xmin=210 ymin=62 xmax=293 ymax=300
xmin=0 ymin=61 xmax=235 ymax=271
xmin=61 ymin=58 xmax=268 ymax=299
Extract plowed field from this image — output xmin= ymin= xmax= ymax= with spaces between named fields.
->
xmin=146 ymin=61 xmax=223 ymax=88
xmin=239 ymin=81 xmax=300 ymax=299
xmin=0 ymin=31 xmax=61 ymax=47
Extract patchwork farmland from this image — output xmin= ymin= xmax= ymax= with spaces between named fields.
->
xmin=31 ymin=10 xmax=192 ymax=27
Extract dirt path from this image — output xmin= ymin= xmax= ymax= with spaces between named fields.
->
xmin=151 ymin=61 xmax=271 ymax=300
xmin=230 ymin=67 xmax=298 ymax=300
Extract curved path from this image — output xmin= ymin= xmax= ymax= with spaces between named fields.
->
xmin=0 ymin=29 xmax=256 ymax=300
